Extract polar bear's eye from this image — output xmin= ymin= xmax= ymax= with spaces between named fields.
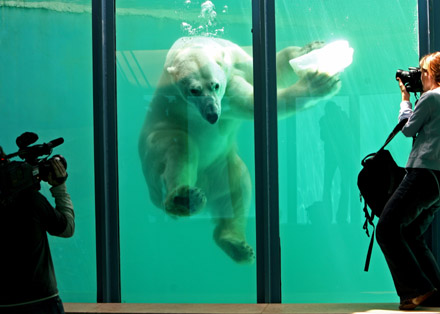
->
xmin=214 ymin=83 xmax=220 ymax=91
xmin=190 ymin=88 xmax=201 ymax=96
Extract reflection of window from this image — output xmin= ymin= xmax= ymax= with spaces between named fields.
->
xmin=117 ymin=50 xmax=159 ymax=89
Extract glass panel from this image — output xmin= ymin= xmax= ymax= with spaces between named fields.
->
xmin=0 ymin=1 xmax=96 ymax=302
xmin=277 ymin=0 xmax=417 ymax=302
xmin=117 ymin=0 xmax=256 ymax=302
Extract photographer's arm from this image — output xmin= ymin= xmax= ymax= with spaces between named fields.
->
xmin=401 ymin=95 xmax=431 ymax=137
xmin=397 ymin=77 xmax=413 ymax=121
xmin=397 ymin=77 xmax=429 ymax=137
xmin=50 ymin=183 xmax=75 ymax=237
xmin=399 ymin=100 xmax=413 ymax=122
xmin=48 ymin=157 xmax=75 ymax=238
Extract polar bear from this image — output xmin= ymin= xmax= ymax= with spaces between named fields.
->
xmin=139 ymin=36 xmax=340 ymax=264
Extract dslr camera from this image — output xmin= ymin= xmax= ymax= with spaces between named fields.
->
xmin=0 ymin=132 xmax=67 ymax=204
xmin=396 ymin=67 xmax=423 ymax=93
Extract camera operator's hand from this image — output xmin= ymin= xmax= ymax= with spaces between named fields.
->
xmin=48 ymin=157 xmax=68 ymax=187
xmin=397 ymin=77 xmax=410 ymax=102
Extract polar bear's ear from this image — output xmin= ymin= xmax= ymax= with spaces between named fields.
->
xmin=215 ymin=51 xmax=225 ymax=67
xmin=223 ymin=52 xmax=232 ymax=66
xmin=167 ymin=66 xmax=177 ymax=75
xmin=216 ymin=50 xmax=231 ymax=69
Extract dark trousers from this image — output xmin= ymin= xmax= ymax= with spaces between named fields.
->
xmin=0 ymin=296 xmax=65 ymax=314
xmin=376 ymin=168 xmax=440 ymax=299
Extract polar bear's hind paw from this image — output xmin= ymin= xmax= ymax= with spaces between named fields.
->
xmin=164 ymin=186 xmax=207 ymax=216
xmin=217 ymin=236 xmax=255 ymax=264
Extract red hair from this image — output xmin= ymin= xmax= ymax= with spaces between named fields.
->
xmin=420 ymin=52 xmax=440 ymax=84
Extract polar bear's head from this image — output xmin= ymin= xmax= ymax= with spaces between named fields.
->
xmin=167 ymin=47 xmax=227 ymax=124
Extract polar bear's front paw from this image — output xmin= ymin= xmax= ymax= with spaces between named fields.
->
xmin=299 ymin=71 xmax=341 ymax=98
xmin=215 ymin=234 xmax=255 ymax=264
xmin=164 ymin=185 xmax=207 ymax=216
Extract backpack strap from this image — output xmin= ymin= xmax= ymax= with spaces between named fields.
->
xmin=364 ymin=226 xmax=375 ymax=272
xmin=362 ymin=198 xmax=375 ymax=272
xmin=362 ymin=199 xmax=374 ymax=237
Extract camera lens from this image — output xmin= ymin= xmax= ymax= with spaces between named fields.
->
xmin=395 ymin=67 xmax=422 ymax=93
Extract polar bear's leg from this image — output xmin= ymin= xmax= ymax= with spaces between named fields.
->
xmin=140 ymin=129 xmax=206 ymax=216
xmin=277 ymin=71 xmax=341 ymax=116
xmin=211 ymin=153 xmax=255 ymax=264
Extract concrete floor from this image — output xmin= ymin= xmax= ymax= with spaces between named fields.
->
xmin=63 ymin=303 xmax=440 ymax=314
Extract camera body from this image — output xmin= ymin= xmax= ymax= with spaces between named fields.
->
xmin=0 ymin=132 xmax=66 ymax=205
xmin=396 ymin=67 xmax=423 ymax=93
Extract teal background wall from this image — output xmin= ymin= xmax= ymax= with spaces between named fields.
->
xmin=0 ymin=0 xmax=419 ymax=304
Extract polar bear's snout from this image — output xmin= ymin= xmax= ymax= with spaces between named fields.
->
xmin=205 ymin=107 xmax=219 ymax=124
xmin=202 ymin=97 xmax=221 ymax=124
xmin=186 ymin=94 xmax=221 ymax=124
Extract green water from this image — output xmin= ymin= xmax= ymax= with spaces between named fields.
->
xmin=0 ymin=0 xmax=418 ymax=304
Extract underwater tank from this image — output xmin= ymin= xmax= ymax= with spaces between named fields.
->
xmin=0 ymin=0 xmax=419 ymax=304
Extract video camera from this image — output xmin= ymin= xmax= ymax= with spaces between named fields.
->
xmin=0 ymin=132 xmax=66 ymax=205
xmin=396 ymin=67 xmax=423 ymax=93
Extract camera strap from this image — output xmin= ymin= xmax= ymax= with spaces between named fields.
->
xmin=378 ymin=118 xmax=408 ymax=152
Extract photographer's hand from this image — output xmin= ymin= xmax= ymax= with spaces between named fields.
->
xmin=48 ymin=157 xmax=68 ymax=186
xmin=397 ymin=77 xmax=410 ymax=102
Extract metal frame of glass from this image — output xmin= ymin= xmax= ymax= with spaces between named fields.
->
xmin=92 ymin=0 xmax=121 ymax=303
xmin=91 ymin=0 xmax=439 ymax=303
xmin=252 ymin=0 xmax=282 ymax=304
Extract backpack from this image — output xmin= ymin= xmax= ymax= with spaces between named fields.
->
xmin=357 ymin=118 xmax=408 ymax=271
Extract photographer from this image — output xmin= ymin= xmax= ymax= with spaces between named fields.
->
xmin=0 ymin=148 xmax=74 ymax=314
xmin=376 ymin=52 xmax=440 ymax=310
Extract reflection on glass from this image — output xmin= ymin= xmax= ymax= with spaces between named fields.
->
xmin=319 ymin=101 xmax=357 ymax=224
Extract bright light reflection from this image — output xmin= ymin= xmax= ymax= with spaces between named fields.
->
xmin=289 ymin=40 xmax=354 ymax=76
